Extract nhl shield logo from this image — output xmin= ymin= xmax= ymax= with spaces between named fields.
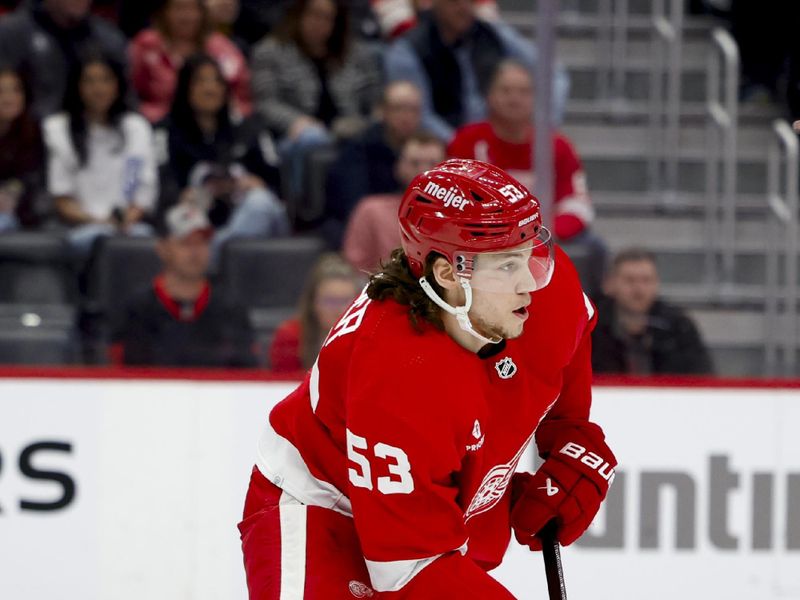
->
xmin=494 ymin=356 xmax=517 ymax=379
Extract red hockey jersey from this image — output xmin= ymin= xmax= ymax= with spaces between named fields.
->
xmin=255 ymin=245 xmax=595 ymax=594
xmin=447 ymin=122 xmax=593 ymax=241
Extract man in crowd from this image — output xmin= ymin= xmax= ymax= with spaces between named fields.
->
xmin=342 ymin=130 xmax=445 ymax=272
xmin=448 ymin=59 xmax=606 ymax=297
xmin=384 ymin=0 xmax=568 ymax=141
xmin=113 ymin=203 xmax=257 ymax=367
xmin=592 ymin=247 xmax=713 ymax=375
xmin=325 ymin=80 xmax=424 ymax=248
xmin=0 ymin=0 xmax=128 ymax=118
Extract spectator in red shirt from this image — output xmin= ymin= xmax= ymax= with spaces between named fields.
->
xmin=342 ymin=130 xmax=445 ymax=273
xmin=449 ymin=59 xmax=593 ymax=242
xmin=129 ymin=0 xmax=252 ymax=123
xmin=269 ymin=253 xmax=363 ymax=372
xmin=448 ymin=58 xmax=608 ymax=296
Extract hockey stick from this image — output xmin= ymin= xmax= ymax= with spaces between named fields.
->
xmin=539 ymin=519 xmax=567 ymax=600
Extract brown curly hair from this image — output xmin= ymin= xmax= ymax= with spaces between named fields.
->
xmin=366 ymin=248 xmax=447 ymax=332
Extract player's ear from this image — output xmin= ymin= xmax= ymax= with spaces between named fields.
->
xmin=431 ymin=257 xmax=459 ymax=290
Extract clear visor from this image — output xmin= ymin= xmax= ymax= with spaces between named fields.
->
xmin=455 ymin=227 xmax=554 ymax=294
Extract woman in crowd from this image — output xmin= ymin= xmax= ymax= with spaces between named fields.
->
xmin=0 ymin=66 xmax=45 ymax=231
xmin=251 ymin=0 xmax=382 ymax=200
xmin=156 ymin=53 xmax=288 ymax=262
xmin=43 ymin=53 xmax=157 ymax=257
xmin=269 ymin=252 xmax=362 ymax=372
xmin=130 ymin=0 xmax=252 ymax=123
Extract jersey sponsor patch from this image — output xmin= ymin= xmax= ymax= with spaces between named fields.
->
xmin=494 ymin=356 xmax=517 ymax=379
xmin=464 ymin=432 xmax=534 ymax=521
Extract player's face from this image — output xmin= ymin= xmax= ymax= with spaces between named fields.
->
xmin=462 ymin=236 xmax=554 ymax=340
xmin=606 ymin=259 xmax=659 ymax=315
xmin=468 ymin=285 xmax=531 ymax=341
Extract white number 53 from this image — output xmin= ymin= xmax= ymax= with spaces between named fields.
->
xmin=498 ymin=184 xmax=525 ymax=201
xmin=346 ymin=429 xmax=414 ymax=495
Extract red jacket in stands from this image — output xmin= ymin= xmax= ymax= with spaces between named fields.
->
xmin=448 ymin=122 xmax=593 ymax=241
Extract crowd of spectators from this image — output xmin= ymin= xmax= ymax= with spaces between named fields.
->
xmin=0 ymin=0 xmax=713 ymax=374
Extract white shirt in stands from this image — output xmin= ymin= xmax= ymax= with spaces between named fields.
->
xmin=43 ymin=112 xmax=158 ymax=220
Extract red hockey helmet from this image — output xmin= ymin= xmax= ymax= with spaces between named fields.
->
xmin=398 ymin=159 xmax=553 ymax=291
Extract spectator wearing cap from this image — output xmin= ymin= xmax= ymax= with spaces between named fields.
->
xmin=270 ymin=252 xmax=362 ymax=372
xmin=156 ymin=54 xmax=288 ymax=263
xmin=342 ymin=131 xmax=445 ymax=273
xmin=324 ymin=80 xmax=423 ymax=247
xmin=129 ymin=0 xmax=252 ymax=123
xmin=113 ymin=203 xmax=258 ymax=367
xmin=0 ymin=0 xmax=128 ymax=119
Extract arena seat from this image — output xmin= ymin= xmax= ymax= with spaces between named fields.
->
xmin=84 ymin=235 xmax=161 ymax=319
xmin=0 ymin=324 xmax=77 ymax=365
xmin=218 ymin=236 xmax=326 ymax=309
xmin=0 ymin=232 xmax=76 ymax=304
xmin=250 ymin=307 xmax=297 ymax=369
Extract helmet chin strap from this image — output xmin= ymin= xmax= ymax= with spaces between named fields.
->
xmin=418 ymin=276 xmax=502 ymax=346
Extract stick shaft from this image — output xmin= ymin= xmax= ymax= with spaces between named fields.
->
xmin=539 ymin=520 xmax=567 ymax=600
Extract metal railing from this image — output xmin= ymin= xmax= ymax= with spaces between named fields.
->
xmin=648 ymin=0 xmax=684 ymax=199
xmin=594 ymin=0 xmax=631 ymax=114
xmin=764 ymin=120 xmax=799 ymax=377
xmin=705 ymin=27 xmax=739 ymax=290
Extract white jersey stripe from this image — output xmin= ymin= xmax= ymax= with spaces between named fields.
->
xmin=279 ymin=491 xmax=307 ymax=600
xmin=364 ymin=542 xmax=468 ymax=592
xmin=257 ymin=421 xmax=352 ymax=516
xmin=309 ymin=358 xmax=320 ymax=413
xmin=583 ymin=292 xmax=595 ymax=320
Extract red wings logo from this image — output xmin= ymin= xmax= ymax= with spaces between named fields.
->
xmin=464 ymin=432 xmax=534 ymax=521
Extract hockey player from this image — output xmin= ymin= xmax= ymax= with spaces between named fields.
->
xmin=238 ymin=159 xmax=617 ymax=598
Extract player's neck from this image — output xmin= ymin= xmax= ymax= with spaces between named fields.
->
xmin=441 ymin=311 xmax=487 ymax=354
